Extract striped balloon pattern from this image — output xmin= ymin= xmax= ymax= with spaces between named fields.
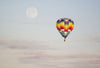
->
xmin=56 ymin=18 xmax=74 ymax=41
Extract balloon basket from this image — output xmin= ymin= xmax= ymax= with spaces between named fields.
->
xmin=64 ymin=39 xmax=66 ymax=42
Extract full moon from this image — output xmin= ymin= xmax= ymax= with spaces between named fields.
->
xmin=26 ymin=8 xmax=38 ymax=18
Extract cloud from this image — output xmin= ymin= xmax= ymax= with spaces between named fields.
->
xmin=89 ymin=35 xmax=100 ymax=43
xmin=8 ymin=44 xmax=29 ymax=49
xmin=19 ymin=51 xmax=100 ymax=65
xmin=18 ymin=51 xmax=100 ymax=68
xmin=0 ymin=39 xmax=100 ymax=68
xmin=0 ymin=38 xmax=52 ymax=50
xmin=84 ymin=59 xmax=100 ymax=64
xmin=0 ymin=39 xmax=29 ymax=49
xmin=0 ymin=39 xmax=10 ymax=45
xmin=1 ymin=47 xmax=100 ymax=68
xmin=0 ymin=38 xmax=100 ymax=68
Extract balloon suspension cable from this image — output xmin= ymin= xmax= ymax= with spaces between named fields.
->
xmin=64 ymin=38 xmax=66 ymax=42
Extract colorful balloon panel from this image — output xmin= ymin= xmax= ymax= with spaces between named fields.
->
xmin=56 ymin=18 xmax=74 ymax=40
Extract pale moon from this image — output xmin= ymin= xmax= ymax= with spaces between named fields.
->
xmin=26 ymin=8 xmax=38 ymax=18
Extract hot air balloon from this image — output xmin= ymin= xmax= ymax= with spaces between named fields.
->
xmin=56 ymin=18 xmax=74 ymax=42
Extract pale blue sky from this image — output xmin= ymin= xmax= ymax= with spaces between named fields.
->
xmin=0 ymin=0 xmax=100 ymax=68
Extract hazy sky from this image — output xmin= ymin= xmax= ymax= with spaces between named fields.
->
xmin=0 ymin=0 xmax=100 ymax=68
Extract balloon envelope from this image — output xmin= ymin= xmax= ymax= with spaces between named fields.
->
xmin=56 ymin=18 xmax=74 ymax=41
